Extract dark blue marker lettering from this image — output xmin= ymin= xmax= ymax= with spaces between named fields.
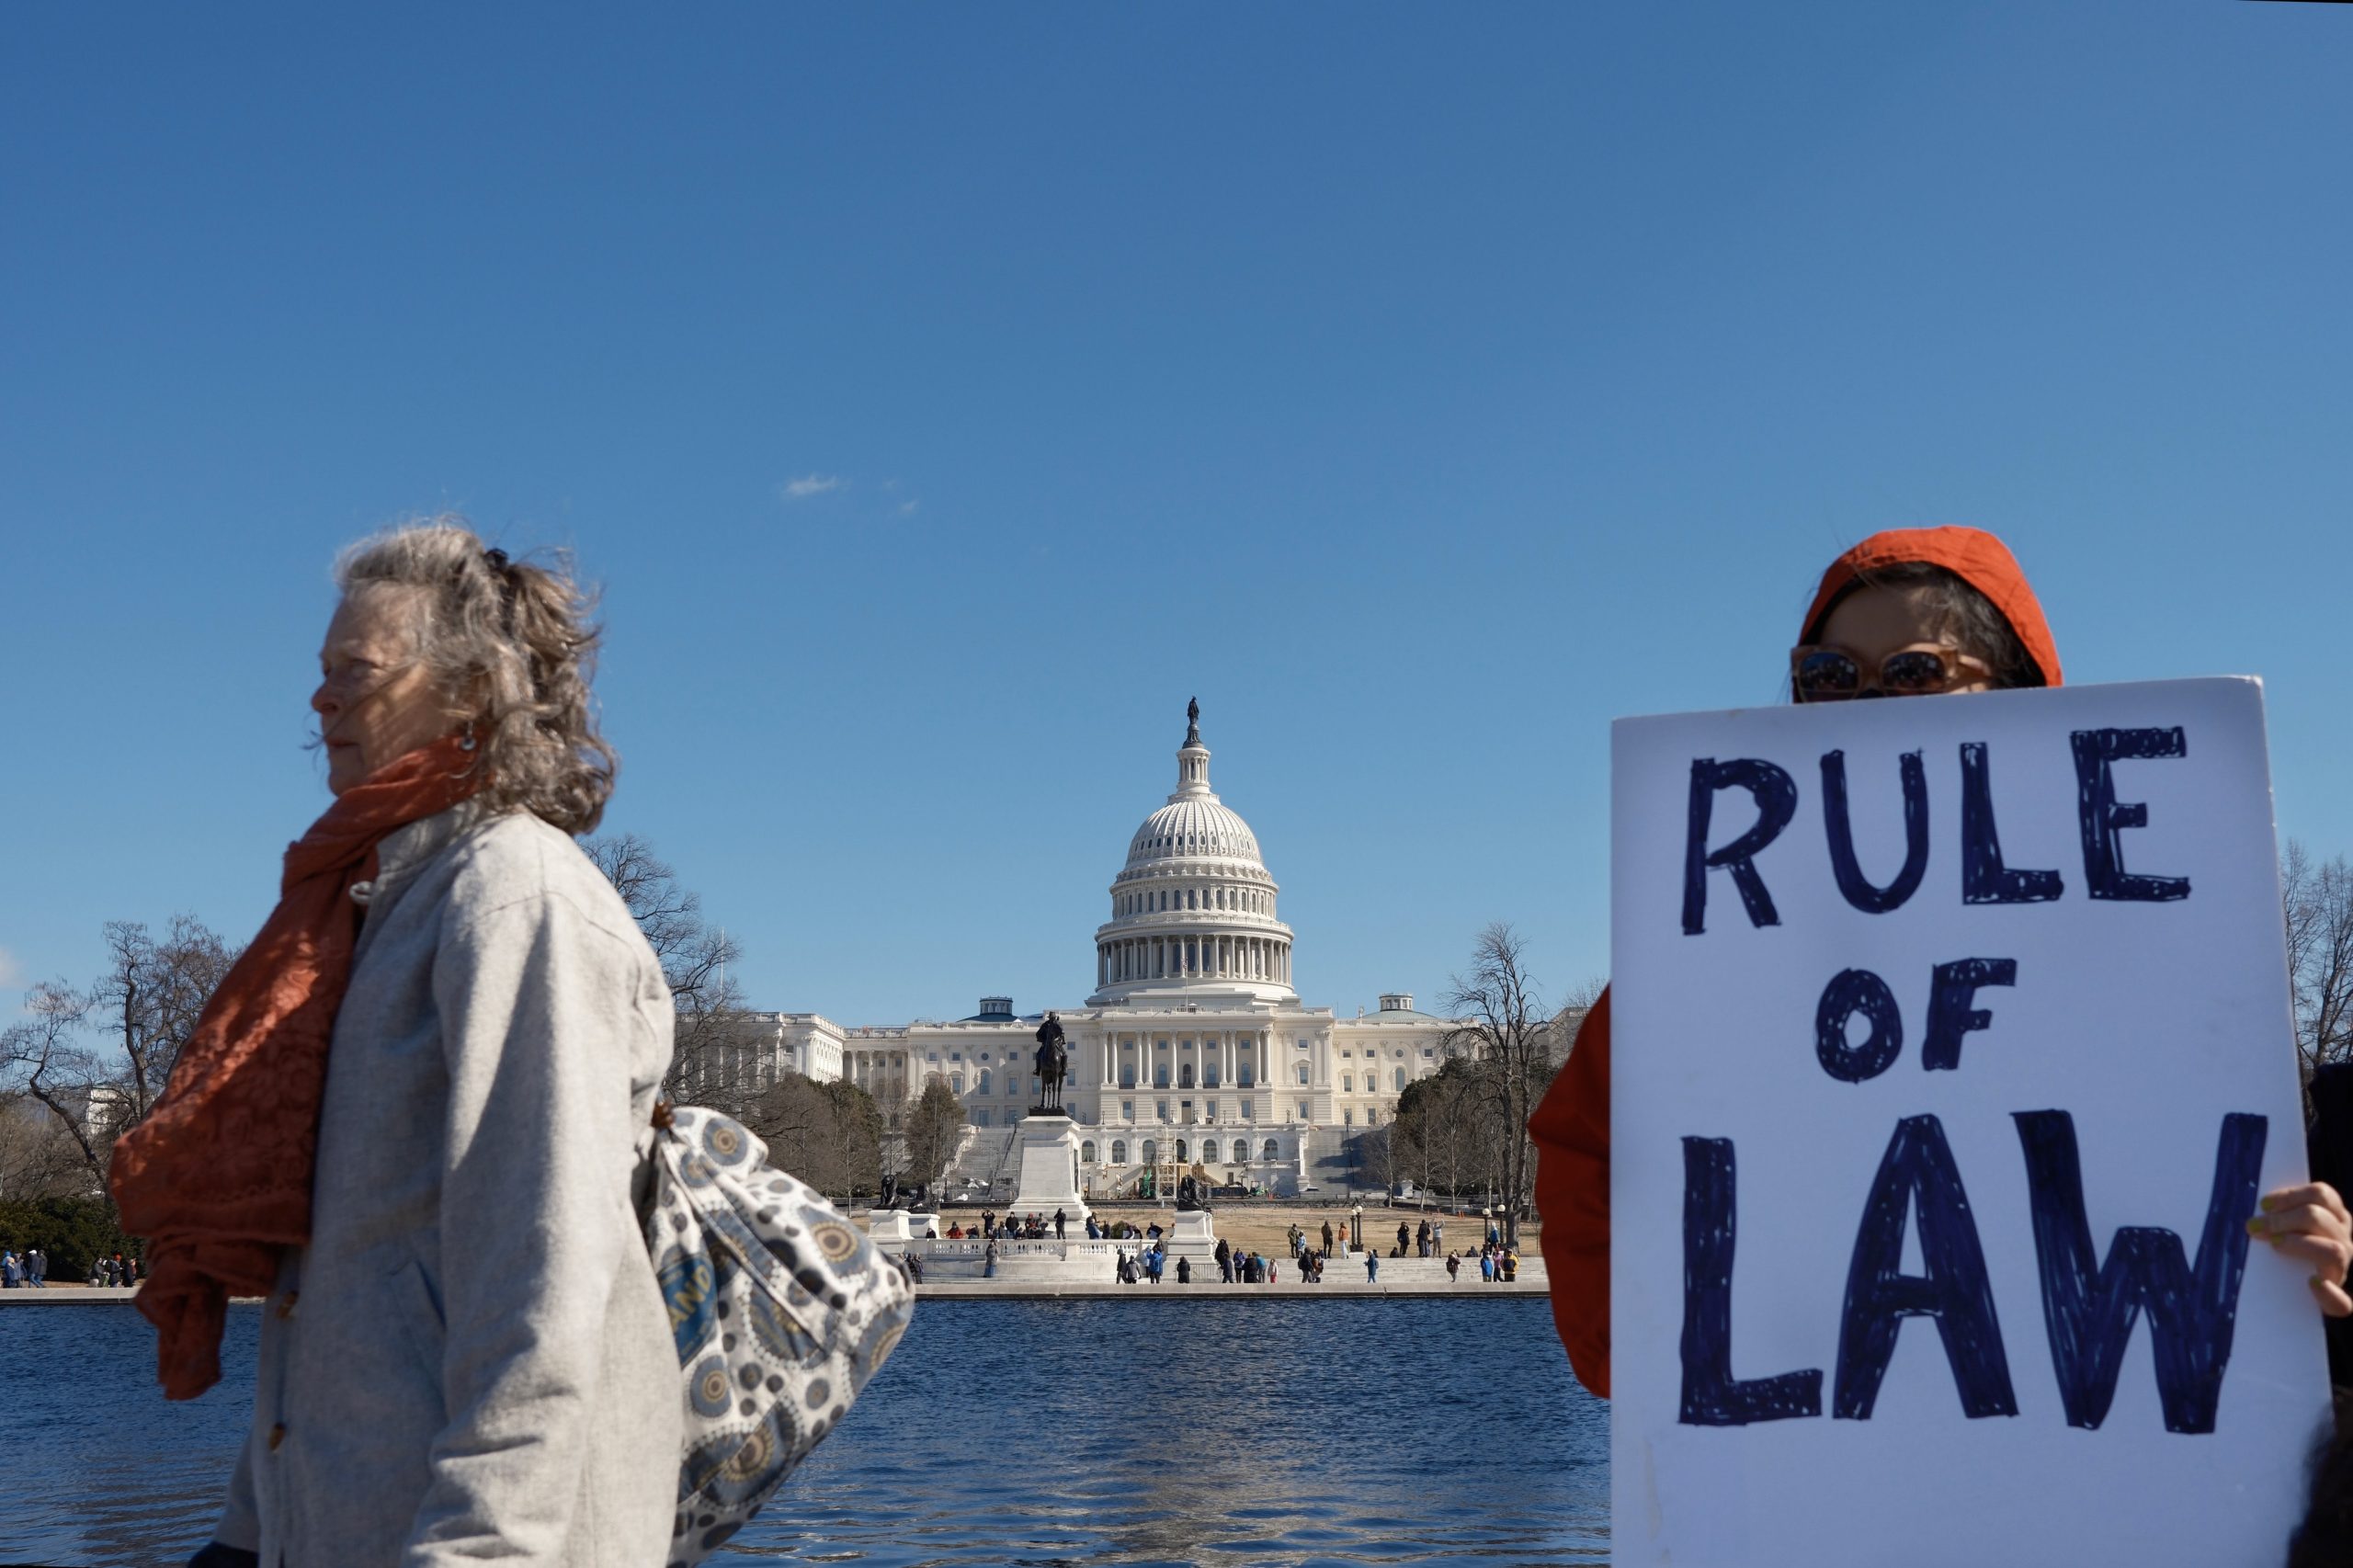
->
xmin=1834 ymin=1115 xmax=2018 ymax=1420
xmin=2071 ymin=728 xmax=2191 ymax=903
xmin=1922 ymin=959 xmax=2018 ymax=1073
xmin=2011 ymin=1109 xmax=2265 ymax=1434
xmin=1815 ymin=968 xmax=1903 ymax=1084
xmin=1820 ymin=749 xmax=1929 ymax=915
xmin=1961 ymin=742 xmax=2063 ymax=904
xmin=1682 ymin=758 xmax=1799 ymax=936
xmin=1679 ymin=1136 xmax=1824 ymax=1426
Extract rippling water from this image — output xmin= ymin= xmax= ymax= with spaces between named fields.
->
xmin=0 ymin=1298 xmax=1607 ymax=1565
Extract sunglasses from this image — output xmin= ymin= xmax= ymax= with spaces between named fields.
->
xmin=1790 ymin=644 xmax=1989 ymax=702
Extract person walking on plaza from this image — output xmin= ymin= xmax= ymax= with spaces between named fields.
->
xmin=1396 ymin=1221 xmax=1410 ymax=1256
xmin=116 ymin=519 xmax=680 ymax=1568
xmin=1214 ymin=1237 xmax=1232 ymax=1283
xmin=1365 ymin=1250 xmax=1379 ymax=1283
xmin=28 ymin=1246 xmax=46 ymax=1288
xmin=2 ymin=1247 xmax=18 ymax=1289
xmin=1446 ymin=1252 xmax=1461 ymax=1283
xmin=1320 ymin=1220 xmax=1334 ymax=1256
xmin=1053 ymin=1207 xmax=1066 ymax=1241
xmin=1479 ymin=1250 xmax=1494 ymax=1283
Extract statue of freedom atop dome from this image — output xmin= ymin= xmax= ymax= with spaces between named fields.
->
xmin=1033 ymin=1011 xmax=1068 ymax=1115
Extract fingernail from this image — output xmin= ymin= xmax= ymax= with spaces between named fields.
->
xmin=2247 ymin=1217 xmax=2268 ymax=1236
xmin=2260 ymin=1194 xmax=2281 ymax=1213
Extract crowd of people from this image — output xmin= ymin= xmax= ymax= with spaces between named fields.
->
xmin=0 ymin=1245 xmax=144 ymax=1289
xmin=944 ymin=1208 xmax=1071 ymax=1242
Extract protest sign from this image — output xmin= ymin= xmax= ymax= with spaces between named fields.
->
xmin=1610 ymin=678 xmax=2329 ymax=1567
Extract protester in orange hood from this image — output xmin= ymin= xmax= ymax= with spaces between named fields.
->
xmin=1529 ymin=526 xmax=2352 ymax=1401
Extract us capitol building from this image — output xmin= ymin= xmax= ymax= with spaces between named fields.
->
xmin=705 ymin=702 xmax=1467 ymax=1197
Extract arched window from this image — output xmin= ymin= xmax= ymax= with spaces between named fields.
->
xmin=1175 ymin=1140 xmax=1188 ymax=1163
xmin=1082 ymin=1141 xmax=1097 ymax=1163
xmin=979 ymin=1068 xmax=993 ymax=1096
xmin=1142 ymin=1139 xmax=1157 ymax=1165
xmin=1179 ymin=1064 xmax=1195 ymax=1088
xmin=1201 ymin=1139 xmax=1219 ymax=1163
xmin=1263 ymin=1138 xmax=1280 ymax=1161
xmin=1111 ymin=1140 xmax=1128 ymax=1165
xmin=1394 ymin=1067 xmax=1405 ymax=1091
xmin=952 ymin=1074 xmax=965 ymax=1094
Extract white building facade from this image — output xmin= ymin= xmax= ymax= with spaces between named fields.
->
xmin=701 ymin=704 xmax=1467 ymax=1196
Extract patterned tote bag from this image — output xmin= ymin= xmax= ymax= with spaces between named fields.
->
xmin=642 ymin=1104 xmax=916 ymax=1566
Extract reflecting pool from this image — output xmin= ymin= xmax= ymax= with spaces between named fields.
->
xmin=0 ymin=1297 xmax=1607 ymax=1565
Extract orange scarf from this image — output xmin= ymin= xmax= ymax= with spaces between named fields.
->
xmin=110 ymin=736 xmax=479 ymax=1399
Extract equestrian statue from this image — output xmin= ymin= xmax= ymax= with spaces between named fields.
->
xmin=1033 ymin=1010 xmax=1069 ymax=1115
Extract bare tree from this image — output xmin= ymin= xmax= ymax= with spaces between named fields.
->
xmin=898 ymin=1080 xmax=968 ymax=1198
xmin=2283 ymin=839 xmax=2353 ymax=1078
xmin=583 ymin=834 xmax=746 ymax=1098
xmin=745 ymin=1073 xmax=883 ymax=1204
xmin=1442 ymin=922 xmax=1552 ymax=1244
xmin=0 ymin=1092 xmax=92 ymax=1201
xmin=1392 ymin=1055 xmax=1483 ymax=1199
xmin=0 ymin=984 xmax=108 ymax=1193
xmin=0 ymin=916 xmax=238 ymax=1196
xmin=90 ymin=916 xmax=241 ymax=1129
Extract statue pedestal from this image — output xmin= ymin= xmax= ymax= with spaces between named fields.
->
xmin=1163 ymin=1207 xmax=1218 ymax=1263
xmin=867 ymin=1210 xmax=914 ymax=1254
xmin=1000 ymin=1114 xmax=1090 ymax=1225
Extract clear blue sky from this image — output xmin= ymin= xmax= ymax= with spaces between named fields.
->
xmin=6 ymin=5 xmax=2349 ymax=1028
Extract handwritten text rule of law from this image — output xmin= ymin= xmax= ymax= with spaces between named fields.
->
xmin=1610 ymin=679 xmax=2328 ymax=1567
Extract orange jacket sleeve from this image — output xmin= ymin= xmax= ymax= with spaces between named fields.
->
xmin=1529 ymin=986 xmax=1610 ymax=1398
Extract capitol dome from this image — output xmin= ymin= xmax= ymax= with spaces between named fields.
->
xmin=1089 ymin=700 xmax=1296 ymax=1006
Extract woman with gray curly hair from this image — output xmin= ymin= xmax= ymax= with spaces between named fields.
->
xmin=113 ymin=517 xmax=679 ymax=1568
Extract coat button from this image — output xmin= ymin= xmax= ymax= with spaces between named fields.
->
xmin=268 ymin=1424 xmax=286 ymax=1451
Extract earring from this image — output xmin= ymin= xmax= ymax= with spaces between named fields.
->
xmin=460 ymin=721 xmax=478 ymax=753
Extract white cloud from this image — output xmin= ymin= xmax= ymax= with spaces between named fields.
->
xmin=0 ymin=948 xmax=21 ymax=989
xmin=898 ymin=500 xmax=920 ymax=517
xmin=779 ymin=474 xmax=845 ymax=501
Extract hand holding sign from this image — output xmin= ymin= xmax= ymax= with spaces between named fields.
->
xmin=2253 ymin=1183 xmax=2353 ymax=1317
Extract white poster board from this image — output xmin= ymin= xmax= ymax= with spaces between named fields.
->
xmin=1610 ymin=678 xmax=2329 ymax=1567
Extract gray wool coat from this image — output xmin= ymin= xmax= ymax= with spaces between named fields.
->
xmin=213 ymin=803 xmax=681 ymax=1568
